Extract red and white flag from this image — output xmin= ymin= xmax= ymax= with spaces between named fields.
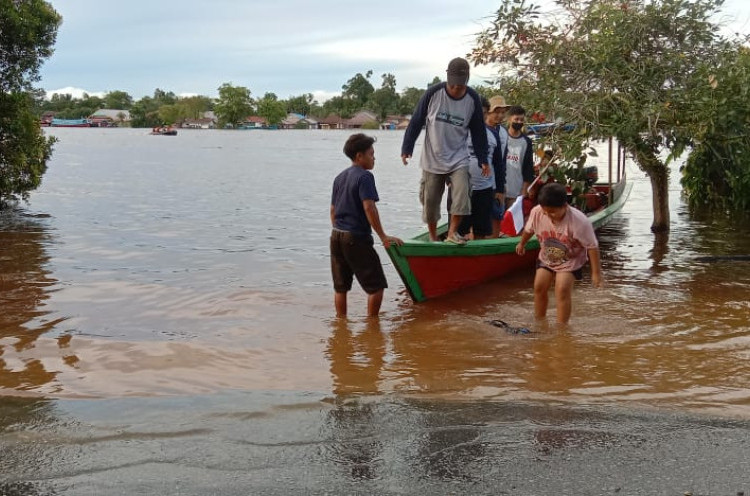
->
xmin=500 ymin=196 xmax=525 ymax=236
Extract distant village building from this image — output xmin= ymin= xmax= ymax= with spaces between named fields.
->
xmin=343 ymin=110 xmax=379 ymax=129
xmin=242 ymin=116 xmax=267 ymax=129
xmin=182 ymin=118 xmax=215 ymax=129
xmin=281 ymin=113 xmax=319 ymax=130
xmin=89 ymin=108 xmax=131 ymax=127
xmin=319 ymin=114 xmax=345 ymax=130
xmin=380 ymin=114 xmax=403 ymax=130
xmin=396 ymin=117 xmax=411 ymax=130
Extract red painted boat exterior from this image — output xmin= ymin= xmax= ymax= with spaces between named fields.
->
xmin=406 ymin=249 xmax=539 ymax=300
xmin=386 ymin=179 xmax=631 ymax=302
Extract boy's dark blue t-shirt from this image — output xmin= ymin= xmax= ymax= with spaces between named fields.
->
xmin=331 ymin=165 xmax=379 ymax=239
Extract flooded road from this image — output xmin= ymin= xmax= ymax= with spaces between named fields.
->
xmin=2 ymin=128 xmax=750 ymax=493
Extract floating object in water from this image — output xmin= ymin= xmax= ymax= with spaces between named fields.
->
xmin=487 ymin=319 xmax=531 ymax=334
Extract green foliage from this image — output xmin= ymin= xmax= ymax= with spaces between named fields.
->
xmin=257 ymin=92 xmax=286 ymax=126
xmin=398 ymin=86 xmax=425 ymax=115
xmin=680 ymin=47 xmax=750 ymax=211
xmin=214 ymin=83 xmax=254 ymax=128
xmin=471 ymin=0 xmax=739 ymax=231
xmin=286 ymin=93 xmax=314 ymax=116
xmin=368 ymin=73 xmax=400 ymax=120
xmin=129 ymin=96 xmax=160 ymax=128
xmin=0 ymin=0 xmax=60 ymax=206
xmin=321 ymin=95 xmax=356 ymax=119
xmin=360 ymin=120 xmax=380 ymax=130
xmin=0 ymin=92 xmax=55 ymax=205
xmin=103 ymin=90 xmax=133 ymax=109
xmin=0 ymin=0 xmax=60 ymax=93
xmin=341 ymin=70 xmax=374 ymax=109
xmin=176 ymin=95 xmax=212 ymax=119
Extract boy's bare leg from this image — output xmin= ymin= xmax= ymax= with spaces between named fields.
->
xmin=367 ymin=289 xmax=384 ymax=317
xmin=554 ymin=272 xmax=576 ymax=324
xmin=335 ymin=292 xmax=347 ymax=317
xmin=533 ymin=268 xmax=554 ymax=319
xmin=428 ymin=222 xmax=439 ymax=241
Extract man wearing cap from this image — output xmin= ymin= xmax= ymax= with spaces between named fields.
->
xmin=487 ymin=95 xmax=511 ymax=236
xmin=401 ymin=57 xmax=490 ymax=245
xmin=457 ymin=95 xmax=508 ymax=240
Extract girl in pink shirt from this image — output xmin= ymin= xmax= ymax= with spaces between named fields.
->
xmin=516 ymin=183 xmax=602 ymax=324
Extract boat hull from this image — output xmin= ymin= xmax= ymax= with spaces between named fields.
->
xmin=387 ymin=180 xmax=632 ymax=302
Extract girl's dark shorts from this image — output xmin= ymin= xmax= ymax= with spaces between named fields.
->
xmin=330 ymin=230 xmax=387 ymax=294
xmin=536 ymin=260 xmax=583 ymax=280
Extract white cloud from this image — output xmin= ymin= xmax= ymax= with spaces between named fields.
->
xmin=310 ymin=90 xmax=339 ymax=104
xmin=46 ymin=87 xmax=105 ymax=100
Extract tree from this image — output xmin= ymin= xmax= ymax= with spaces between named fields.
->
xmin=398 ymin=86 xmax=425 ymax=114
xmin=129 ymin=96 xmax=160 ymax=128
xmin=321 ymin=95 xmax=357 ymax=119
xmin=286 ymin=93 xmax=315 ymax=116
xmin=0 ymin=0 xmax=61 ymax=206
xmin=214 ymin=83 xmax=254 ymax=128
xmin=103 ymin=90 xmax=133 ymax=109
xmin=152 ymin=88 xmax=177 ymax=106
xmin=342 ymin=70 xmax=374 ymax=109
xmin=369 ymin=73 xmax=400 ymax=120
xmin=176 ymin=95 xmax=212 ymax=120
xmin=157 ymin=104 xmax=183 ymax=126
xmin=471 ymin=0 xmax=739 ymax=232
xmin=680 ymin=46 xmax=750 ymax=211
xmin=257 ymin=92 xmax=287 ymax=127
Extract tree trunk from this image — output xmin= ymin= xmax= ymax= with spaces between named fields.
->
xmin=626 ymin=141 xmax=671 ymax=233
xmin=648 ymin=167 xmax=670 ymax=233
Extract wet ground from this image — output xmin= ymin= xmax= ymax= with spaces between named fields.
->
xmin=2 ymin=394 xmax=750 ymax=495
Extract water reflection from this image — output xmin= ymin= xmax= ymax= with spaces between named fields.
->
xmin=0 ymin=211 xmax=73 ymax=392
xmin=324 ymin=319 xmax=386 ymax=479
xmin=327 ymin=318 xmax=386 ymax=397
xmin=649 ymin=231 xmax=670 ymax=273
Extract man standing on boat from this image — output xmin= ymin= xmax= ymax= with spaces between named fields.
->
xmin=401 ymin=57 xmax=490 ymax=245
xmin=504 ymin=105 xmax=535 ymax=211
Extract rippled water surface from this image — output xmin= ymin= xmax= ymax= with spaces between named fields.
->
xmin=2 ymin=128 xmax=750 ymax=417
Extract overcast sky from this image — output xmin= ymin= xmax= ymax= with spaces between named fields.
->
xmin=39 ymin=0 xmax=750 ymax=102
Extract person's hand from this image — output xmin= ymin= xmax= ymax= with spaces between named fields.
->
xmin=401 ymin=154 xmax=411 ymax=166
xmin=495 ymin=192 xmax=505 ymax=204
xmin=592 ymin=272 xmax=604 ymax=288
xmin=515 ymin=241 xmax=525 ymax=256
xmin=481 ymin=163 xmax=491 ymax=177
xmin=382 ymin=235 xmax=404 ymax=249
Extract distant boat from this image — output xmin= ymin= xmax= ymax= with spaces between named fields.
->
xmin=50 ymin=118 xmax=91 ymax=127
xmin=150 ymin=126 xmax=177 ymax=136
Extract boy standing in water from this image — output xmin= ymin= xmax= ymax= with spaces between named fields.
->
xmin=515 ymin=183 xmax=602 ymax=324
xmin=330 ymin=133 xmax=403 ymax=318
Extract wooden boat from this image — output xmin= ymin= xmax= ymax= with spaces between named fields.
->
xmin=150 ymin=127 xmax=177 ymax=136
xmin=49 ymin=118 xmax=91 ymax=127
xmin=386 ymin=139 xmax=632 ymax=303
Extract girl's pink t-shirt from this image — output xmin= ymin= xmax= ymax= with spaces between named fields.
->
xmin=524 ymin=205 xmax=598 ymax=272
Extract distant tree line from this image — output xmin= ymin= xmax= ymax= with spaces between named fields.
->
xmin=35 ymin=72 xmax=475 ymax=129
